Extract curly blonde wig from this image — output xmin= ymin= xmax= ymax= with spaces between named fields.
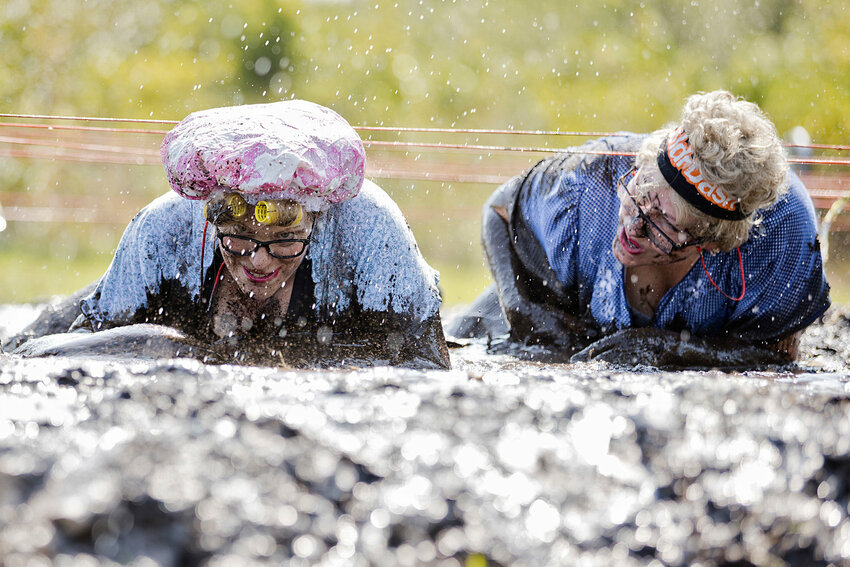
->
xmin=634 ymin=91 xmax=788 ymax=251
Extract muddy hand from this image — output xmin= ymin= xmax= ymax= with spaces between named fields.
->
xmin=570 ymin=328 xmax=680 ymax=366
xmin=570 ymin=327 xmax=788 ymax=369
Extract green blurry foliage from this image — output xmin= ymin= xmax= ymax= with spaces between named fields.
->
xmin=1 ymin=0 xmax=849 ymax=303
xmin=3 ymin=0 xmax=848 ymax=133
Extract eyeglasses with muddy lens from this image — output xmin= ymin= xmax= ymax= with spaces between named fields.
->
xmin=217 ymin=232 xmax=310 ymax=259
xmin=617 ymin=166 xmax=703 ymax=255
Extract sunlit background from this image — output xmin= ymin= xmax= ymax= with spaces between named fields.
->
xmin=1 ymin=0 xmax=849 ymax=306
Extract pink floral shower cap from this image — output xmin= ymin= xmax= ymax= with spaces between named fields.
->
xmin=161 ymin=100 xmax=366 ymax=212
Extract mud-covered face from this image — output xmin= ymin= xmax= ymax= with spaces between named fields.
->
xmin=217 ymin=217 xmax=313 ymax=303
xmin=612 ymin=167 xmax=703 ymax=268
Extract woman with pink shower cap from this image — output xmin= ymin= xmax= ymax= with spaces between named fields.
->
xmin=12 ymin=100 xmax=450 ymax=369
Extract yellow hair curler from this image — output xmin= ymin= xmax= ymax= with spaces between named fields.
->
xmin=225 ymin=194 xmax=248 ymax=219
xmin=204 ymin=193 xmax=248 ymax=222
xmin=255 ymin=200 xmax=304 ymax=227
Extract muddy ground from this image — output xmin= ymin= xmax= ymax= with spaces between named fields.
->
xmin=2 ymin=305 xmax=850 ymax=566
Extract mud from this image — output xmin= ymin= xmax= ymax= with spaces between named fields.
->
xmin=2 ymin=304 xmax=850 ymax=566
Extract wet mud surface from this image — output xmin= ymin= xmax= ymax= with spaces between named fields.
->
xmin=2 ymin=305 xmax=850 ymax=566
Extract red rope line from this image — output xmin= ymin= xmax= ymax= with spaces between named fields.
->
xmin=785 ymin=142 xmax=850 ymax=151
xmin=0 ymin=121 xmax=169 ymax=135
xmin=0 ymin=113 xmax=177 ymax=125
xmin=0 ymin=114 xmax=849 ymax=170
xmin=356 ymin=125 xmax=614 ymax=137
xmin=3 ymin=143 xmax=850 ymax=168
xmin=1 ymin=113 xmax=849 ymax=152
xmin=0 ymin=147 xmax=159 ymax=165
xmin=787 ymin=157 xmax=850 ymax=166
xmin=363 ymin=139 xmax=639 ymax=156
xmin=0 ymin=134 xmax=159 ymax=156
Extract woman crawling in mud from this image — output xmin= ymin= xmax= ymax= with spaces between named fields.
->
xmin=10 ymin=100 xmax=451 ymax=369
xmin=449 ymin=90 xmax=830 ymax=368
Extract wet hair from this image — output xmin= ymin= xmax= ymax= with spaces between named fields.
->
xmin=204 ymin=194 xmax=312 ymax=230
xmin=634 ymin=91 xmax=788 ymax=251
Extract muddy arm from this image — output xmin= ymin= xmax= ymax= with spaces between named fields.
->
xmin=482 ymin=182 xmax=592 ymax=351
xmin=396 ymin=313 xmax=452 ymax=370
xmin=570 ymin=327 xmax=791 ymax=369
xmin=2 ymin=281 xmax=98 ymax=351
xmin=13 ymin=323 xmax=224 ymax=362
xmin=273 ymin=310 xmax=452 ymax=371
xmin=356 ymin=311 xmax=450 ymax=370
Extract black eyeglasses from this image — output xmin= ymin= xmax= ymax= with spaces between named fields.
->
xmin=617 ymin=166 xmax=703 ymax=255
xmin=217 ymin=232 xmax=310 ymax=259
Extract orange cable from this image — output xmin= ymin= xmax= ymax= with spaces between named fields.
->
xmin=1 ymin=113 xmax=850 ymax=152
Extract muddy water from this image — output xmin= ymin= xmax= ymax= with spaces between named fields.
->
xmin=2 ymin=304 xmax=850 ymax=566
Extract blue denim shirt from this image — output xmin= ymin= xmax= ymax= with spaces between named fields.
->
xmin=517 ymin=134 xmax=830 ymax=341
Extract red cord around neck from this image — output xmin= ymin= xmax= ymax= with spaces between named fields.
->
xmin=208 ymin=261 xmax=227 ymax=309
xmin=697 ymin=245 xmax=745 ymax=301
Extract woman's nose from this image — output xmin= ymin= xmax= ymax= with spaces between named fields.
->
xmin=625 ymin=215 xmax=645 ymax=237
xmin=249 ymin=246 xmax=276 ymax=268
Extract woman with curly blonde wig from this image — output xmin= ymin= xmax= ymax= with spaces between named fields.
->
xmin=450 ymin=90 xmax=830 ymax=367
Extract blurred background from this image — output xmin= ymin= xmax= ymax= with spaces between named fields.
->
xmin=1 ymin=0 xmax=848 ymax=307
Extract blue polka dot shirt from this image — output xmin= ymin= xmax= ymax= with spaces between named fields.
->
xmin=516 ymin=134 xmax=831 ymax=341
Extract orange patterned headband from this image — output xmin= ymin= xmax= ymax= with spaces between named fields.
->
xmin=656 ymin=127 xmax=750 ymax=221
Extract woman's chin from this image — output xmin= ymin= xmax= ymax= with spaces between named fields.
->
xmin=612 ymin=239 xmax=636 ymax=265
xmin=236 ymin=279 xmax=282 ymax=302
